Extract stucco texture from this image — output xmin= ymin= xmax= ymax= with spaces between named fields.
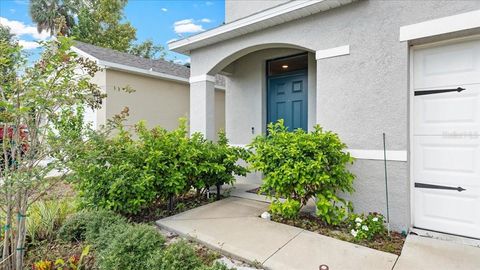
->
xmin=102 ymin=69 xmax=225 ymax=137
xmin=225 ymin=0 xmax=290 ymax=23
xmin=188 ymin=1 xmax=480 ymax=230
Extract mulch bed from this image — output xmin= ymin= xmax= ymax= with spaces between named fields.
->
xmin=272 ymin=213 xmax=405 ymax=255
xmin=125 ymin=192 xmax=225 ymax=224
xmin=24 ymin=241 xmax=96 ymax=270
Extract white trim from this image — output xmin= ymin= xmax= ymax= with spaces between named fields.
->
xmin=169 ymin=0 xmax=356 ymax=54
xmin=315 ymin=45 xmax=350 ymax=60
xmin=100 ymin=60 xmax=190 ymax=83
xmin=72 ymin=46 xmax=225 ymax=89
xmin=399 ymin=9 xmax=480 ymax=41
xmin=189 ymin=74 xmax=216 ymax=83
xmin=71 ymin=46 xmax=100 ymax=62
xmin=347 ymin=149 xmax=407 ymax=162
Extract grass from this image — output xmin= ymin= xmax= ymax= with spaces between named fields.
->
xmin=271 ymin=213 xmax=405 ymax=255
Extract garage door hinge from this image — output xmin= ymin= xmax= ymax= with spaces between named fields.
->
xmin=415 ymin=182 xmax=466 ymax=192
xmin=414 ymin=87 xmax=465 ymax=96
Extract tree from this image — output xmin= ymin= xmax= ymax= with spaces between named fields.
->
xmin=72 ymin=0 xmax=136 ymax=52
xmin=128 ymin=39 xmax=166 ymax=59
xmin=28 ymin=0 xmax=166 ymax=58
xmin=0 ymin=25 xmax=23 ymax=92
xmin=29 ymin=0 xmax=85 ymax=36
xmin=0 ymin=35 xmax=104 ymax=270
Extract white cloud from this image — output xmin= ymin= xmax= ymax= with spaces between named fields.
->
xmin=205 ymin=1 xmax=214 ymax=6
xmin=173 ymin=19 xmax=204 ymax=34
xmin=200 ymin=18 xmax=211 ymax=23
xmin=18 ymin=40 xmax=40 ymax=50
xmin=161 ymin=8 xmax=168 ymax=12
xmin=173 ymin=57 xmax=190 ymax=65
xmin=0 ymin=17 xmax=50 ymax=40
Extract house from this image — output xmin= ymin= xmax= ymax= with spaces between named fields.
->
xmin=72 ymin=41 xmax=226 ymax=138
xmin=169 ymin=0 xmax=480 ymax=238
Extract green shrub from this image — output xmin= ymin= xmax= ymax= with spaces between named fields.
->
xmin=27 ymin=199 xmax=76 ymax=243
xmin=348 ymin=212 xmax=386 ymax=241
xmin=159 ymin=240 xmax=202 ymax=270
xmin=188 ymin=131 xmax=249 ymax=198
xmin=136 ymin=120 xmax=192 ymax=203
xmin=270 ymin=199 xmax=301 ymax=219
xmin=69 ymin=119 xmax=248 ymax=214
xmin=57 ymin=209 xmax=126 ymax=243
xmin=57 ymin=211 xmax=90 ymax=243
xmin=248 ymin=120 xmax=355 ymax=225
xmin=97 ymin=224 xmax=165 ymax=270
xmin=68 ymin=126 xmax=156 ymax=214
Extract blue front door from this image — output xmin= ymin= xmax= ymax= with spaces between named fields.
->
xmin=267 ymin=71 xmax=308 ymax=131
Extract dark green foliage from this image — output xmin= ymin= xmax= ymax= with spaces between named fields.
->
xmin=68 ymin=126 xmax=157 ymax=214
xmin=69 ymin=119 xmax=248 ymax=214
xmin=248 ymin=120 xmax=355 ymax=225
xmin=57 ymin=209 xmax=126 ymax=243
xmin=188 ymin=131 xmax=249 ymax=199
xmin=57 ymin=211 xmax=90 ymax=242
xmin=97 ymin=224 xmax=165 ymax=270
xmin=159 ymin=240 xmax=202 ymax=270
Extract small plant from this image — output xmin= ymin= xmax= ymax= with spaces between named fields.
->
xmin=248 ymin=120 xmax=355 ymax=225
xmin=348 ymin=212 xmax=387 ymax=241
xmin=158 ymin=240 xmax=202 ymax=270
xmin=27 ymin=199 xmax=76 ymax=243
xmin=32 ymin=245 xmax=90 ymax=270
xmin=270 ymin=199 xmax=301 ymax=219
xmin=57 ymin=209 xmax=126 ymax=243
xmin=97 ymin=224 xmax=165 ymax=270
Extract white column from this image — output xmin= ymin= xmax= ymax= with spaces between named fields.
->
xmin=189 ymin=75 xmax=216 ymax=139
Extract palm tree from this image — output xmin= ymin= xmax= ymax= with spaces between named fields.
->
xmin=29 ymin=0 xmax=83 ymax=36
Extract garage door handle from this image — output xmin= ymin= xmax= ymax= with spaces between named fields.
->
xmin=415 ymin=182 xmax=466 ymax=192
xmin=414 ymin=87 xmax=465 ymax=96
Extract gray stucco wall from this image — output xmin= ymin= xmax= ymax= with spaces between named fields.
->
xmin=225 ymin=0 xmax=290 ymax=23
xmin=343 ymin=159 xmax=410 ymax=232
xmin=189 ymin=1 xmax=480 ymax=231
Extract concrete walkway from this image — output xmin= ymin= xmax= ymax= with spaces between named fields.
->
xmin=395 ymin=234 xmax=480 ymax=270
xmin=156 ymin=197 xmax=398 ymax=270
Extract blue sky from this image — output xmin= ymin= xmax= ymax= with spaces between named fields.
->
xmin=0 ymin=0 xmax=225 ymax=64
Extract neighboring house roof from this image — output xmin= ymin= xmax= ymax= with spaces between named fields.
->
xmin=169 ymin=0 xmax=356 ymax=54
xmin=72 ymin=41 xmax=225 ymax=88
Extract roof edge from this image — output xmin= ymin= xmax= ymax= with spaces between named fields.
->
xmin=71 ymin=45 xmax=225 ymax=89
xmin=168 ymin=0 xmax=348 ymax=54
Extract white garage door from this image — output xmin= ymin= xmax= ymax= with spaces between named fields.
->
xmin=413 ymin=38 xmax=480 ymax=239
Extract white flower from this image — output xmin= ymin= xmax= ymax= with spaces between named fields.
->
xmin=372 ymin=217 xmax=378 ymax=222
xmin=356 ymin=222 xmax=361 ymax=227
xmin=355 ymin=217 xmax=362 ymax=223
xmin=350 ymin=229 xmax=358 ymax=237
xmin=362 ymin=225 xmax=369 ymax=231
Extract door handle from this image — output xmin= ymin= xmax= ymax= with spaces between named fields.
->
xmin=414 ymin=87 xmax=465 ymax=96
xmin=415 ymin=182 xmax=466 ymax=192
